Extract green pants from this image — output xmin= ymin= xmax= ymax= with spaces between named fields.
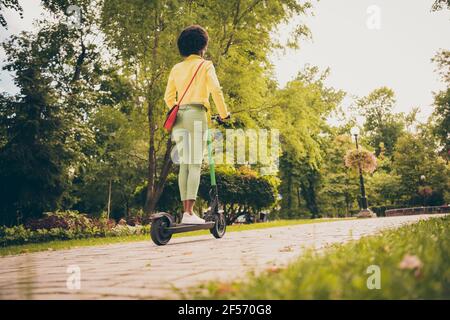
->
xmin=172 ymin=104 xmax=208 ymax=201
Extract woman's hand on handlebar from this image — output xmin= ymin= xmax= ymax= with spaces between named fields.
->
xmin=212 ymin=113 xmax=231 ymax=125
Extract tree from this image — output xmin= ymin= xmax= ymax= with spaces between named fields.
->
xmin=272 ymin=66 xmax=345 ymax=218
xmin=100 ymin=0 xmax=314 ymax=216
xmin=317 ymin=133 xmax=361 ymax=216
xmin=149 ymin=165 xmax=279 ymax=224
xmin=356 ymin=87 xmax=405 ymax=157
xmin=392 ymin=133 xmax=448 ymax=206
xmin=431 ymin=50 xmax=450 ymax=157
xmin=0 ymin=0 xmax=111 ymax=224
xmin=431 ymin=0 xmax=450 ymax=11
xmin=72 ymin=105 xmax=148 ymax=219
xmin=0 ymin=32 xmax=78 ymax=225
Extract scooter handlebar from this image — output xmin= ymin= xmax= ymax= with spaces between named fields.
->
xmin=211 ymin=113 xmax=231 ymax=126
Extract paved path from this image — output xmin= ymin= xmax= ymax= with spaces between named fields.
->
xmin=0 ymin=214 xmax=446 ymax=299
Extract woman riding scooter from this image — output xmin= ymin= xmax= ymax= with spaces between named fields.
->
xmin=164 ymin=25 xmax=230 ymax=224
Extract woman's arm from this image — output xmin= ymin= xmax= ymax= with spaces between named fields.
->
xmin=206 ymin=62 xmax=229 ymax=119
xmin=164 ymin=68 xmax=177 ymax=108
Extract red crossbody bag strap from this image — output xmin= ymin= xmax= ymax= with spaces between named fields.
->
xmin=163 ymin=60 xmax=205 ymax=132
xmin=177 ymin=60 xmax=205 ymax=106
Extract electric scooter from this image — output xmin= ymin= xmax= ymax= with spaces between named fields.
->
xmin=150 ymin=115 xmax=227 ymax=246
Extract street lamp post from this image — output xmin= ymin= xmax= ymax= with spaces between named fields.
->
xmin=351 ymin=127 xmax=376 ymax=218
xmin=420 ymin=175 xmax=426 ymax=207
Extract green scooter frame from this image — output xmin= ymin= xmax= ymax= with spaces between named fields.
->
xmin=150 ymin=123 xmax=226 ymax=246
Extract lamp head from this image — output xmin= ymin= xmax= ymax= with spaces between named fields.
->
xmin=350 ymin=126 xmax=360 ymax=136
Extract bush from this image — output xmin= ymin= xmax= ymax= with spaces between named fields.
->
xmin=109 ymin=224 xmax=149 ymax=237
xmin=25 ymin=210 xmax=95 ymax=231
xmin=134 ymin=165 xmax=280 ymax=224
xmin=198 ymin=165 xmax=279 ymax=223
xmin=0 ymin=210 xmax=150 ymax=247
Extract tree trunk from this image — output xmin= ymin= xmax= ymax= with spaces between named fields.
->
xmin=144 ymin=100 xmax=156 ymax=214
xmin=300 ymin=176 xmax=319 ymax=218
xmin=107 ymin=178 xmax=112 ymax=219
xmin=144 ymin=135 xmax=174 ymax=215
xmin=286 ymin=173 xmax=293 ymax=217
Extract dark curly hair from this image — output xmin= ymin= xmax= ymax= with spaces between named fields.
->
xmin=177 ymin=25 xmax=209 ymax=57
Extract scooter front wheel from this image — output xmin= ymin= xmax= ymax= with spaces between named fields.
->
xmin=151 ymin=215 xmax=172 ymax=245
xmin=210 ymin=212 xmax=226 ymax=239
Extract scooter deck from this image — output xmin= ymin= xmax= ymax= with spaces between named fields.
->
xmin=166 ymin=222 xmax=215 ymax=234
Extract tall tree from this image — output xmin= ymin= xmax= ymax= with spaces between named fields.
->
xmin=431 ymin=50 xmax=450 ymax=157
xmin=273 ymin=66 xmax=345 ymax=218
xmin=0 ymin=0 xmax=108 ymax=224
xmin=100 ymin=0 xmax=313 ymax=215
xmin=356 ymin=87 xmax=405 ymax=157
xmin=0 ymin=32 xmax=78 ymax=225
xmin=392 ymin=132 xmax=448 ymax=206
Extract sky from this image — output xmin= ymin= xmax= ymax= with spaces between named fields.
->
xmin=270 ymin=0 xmax=450 ymax=123
xmin=1 ymin=0 xmax=449 ymax=124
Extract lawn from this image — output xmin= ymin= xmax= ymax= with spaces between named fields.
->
xmin=0 ymin=218 xmax=349 ymax=257
xmin=190 ymin=215 xmax=450 ymax=299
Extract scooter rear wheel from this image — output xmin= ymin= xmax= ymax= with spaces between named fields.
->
xmin=210 ymin=212 xmax=226 ymax=238
xmin=151 ymin=216 xmax=172 ymax=245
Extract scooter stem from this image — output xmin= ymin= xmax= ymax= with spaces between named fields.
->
xmin=206 ymin=128 xmax=216 ymax=187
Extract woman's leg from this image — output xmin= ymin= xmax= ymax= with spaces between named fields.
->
xmin=185 ymin=199 xmax=195 ymax=214
xmin=172 ymin=109 xmax=190 ymax=211
xmin=178 ymin=163 xmax=189 ymax=201
xmin=184 ymin=106 xmax=207 ymax=214
xmin=185 ymin=163 xmax=202 ymax=203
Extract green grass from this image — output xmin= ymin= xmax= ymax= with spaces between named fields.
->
xmin=0 ymin=218 xmax=349 ymax=257
xmin=190 ymin=216 xmax=450 ymax=299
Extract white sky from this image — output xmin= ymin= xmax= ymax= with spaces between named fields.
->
xmin=271 ymin=0 xmax=450 ymax=123
xmin=1 ymin=0 xmax=449 ymax=124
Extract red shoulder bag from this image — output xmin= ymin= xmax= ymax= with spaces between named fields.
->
xmin=163 ymin=60 xmax=206 ymax=132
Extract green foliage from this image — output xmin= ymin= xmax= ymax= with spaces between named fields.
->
xmin=274 ymin=67 xmax=345 ymax=218
xmin=392 ymin=133 xmax=448 ymax=206
xmin=0 ymin=0 xmax=107 ymax=225
xmin=365 ymin=171 xmax=403 ymax=206
xmin=0 ymin=32 xmax=77 ymax=225
xmin=100 ymin=0 xmax=314 ymax=213
xmin=193 ymin=216 xmax=450 ymax=299
xmin=1 ymin=0 xmax=448 ymax=226
xmin=199 ymin=166 xmax=279 ymax=223
xmin=0 ymin=210 xmax=149 ymax=246
xmin=137 ymin=165 xmax=279 ymax=223
xmin=316 ymin=133 xmax=360 ymax=217
xmin=356 ymin=87 xmax=405 ymax=157
xmin=72 ymin=105 xmax=148 ymax=219
xmin=431 ymin=88 xmax=450 ymax=155
xmin=431 ymin=50 xmax=450 ymax=156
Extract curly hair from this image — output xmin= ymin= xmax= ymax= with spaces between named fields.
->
xmin=177 ymin=25 xmax=209 ymax=57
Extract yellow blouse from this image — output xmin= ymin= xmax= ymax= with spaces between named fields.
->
xmin=164 ymin=54 xmax=229 ymax=119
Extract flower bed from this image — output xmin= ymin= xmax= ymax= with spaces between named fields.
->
xmin=0 ymin=211 xmax=149 ymax=247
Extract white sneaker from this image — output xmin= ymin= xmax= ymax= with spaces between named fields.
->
xmin=181 ymin=212 xmax=206 ymax=224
